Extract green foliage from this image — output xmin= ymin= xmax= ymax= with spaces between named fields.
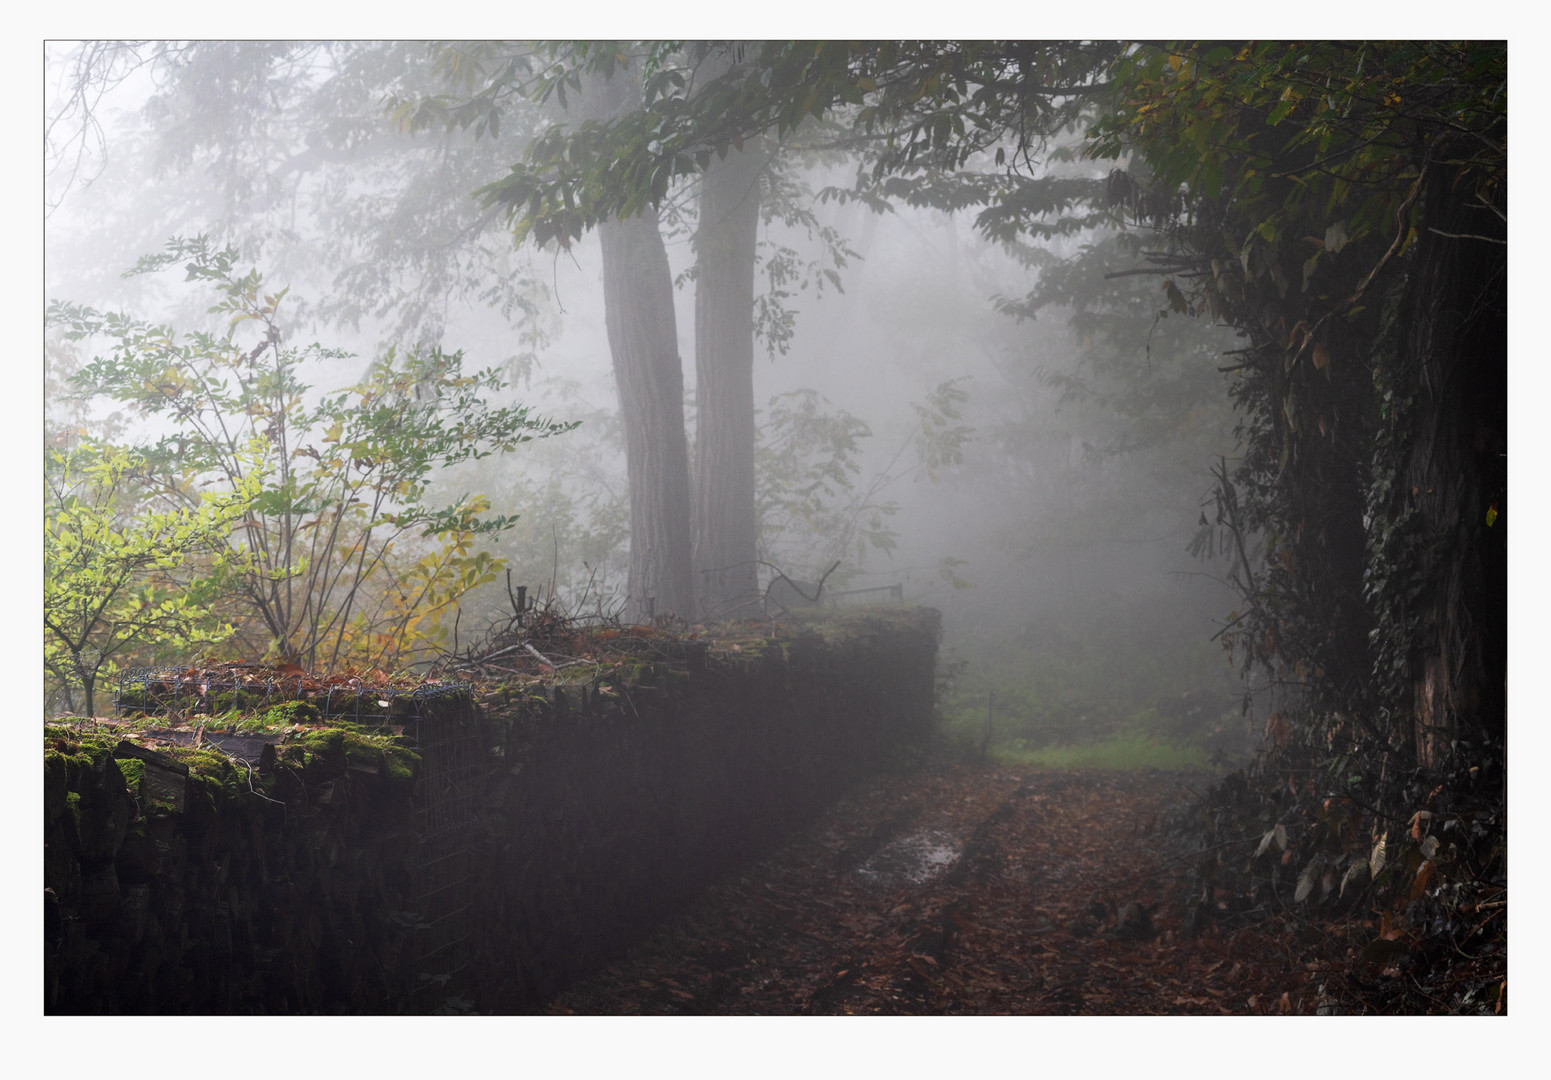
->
xmin=747 ymin=158 xmax=864 ymax=358
xmin=1090 ymin=42 xmax=1504 ymax=291
xmin=938 ymin=649 xmax=1217 ymax=770
xmin=994 ymin=732 xmax=1210 ymax=771
xmin=754 ymin=380 xmax=975 ymax=585
xmin=911 ymin=378 xmax=973 ymax=481
xmin=44 ymin=440 xmax=258 ymax=715
xmin=47 ymin=236 xmax=577 ymax=671
xmin=938 ymin=614 xmax=1245 ymax=761
xmin=755 ymin=388 xmax=895 ymax=579
xmin=1095 ymin=42 xmax=1506 ymax=736
xmin=473 ymin=41 xmax=1121 ymax=249
xmin=444 ymin=377 xmax=632 ymax=622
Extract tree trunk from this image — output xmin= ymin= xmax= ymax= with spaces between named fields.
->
xmin=69 ymin=648 xmax=97 ymax=717
xmin=692 ymin=140 xmax=765 ymax=619
xmin=1397 ymin=168 xmax=1508 ymax=766
xmin=599 ymin=209 xmax=696 ymax=622
xmin=587 ymin=62 xmax=695 ymax=621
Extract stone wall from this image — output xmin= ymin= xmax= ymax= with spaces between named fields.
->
xmin=43 ymin=609 xmax=940 ymax=1013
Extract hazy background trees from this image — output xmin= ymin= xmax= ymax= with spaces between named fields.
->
xmin=469 ymin=39 xmax=1505 ymax=774
xmin=47 ymin=39 xmax=1306 ymax=766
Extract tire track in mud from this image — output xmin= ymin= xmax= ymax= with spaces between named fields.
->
xmin=801 ymin=778 xmax=1038 ymax=1014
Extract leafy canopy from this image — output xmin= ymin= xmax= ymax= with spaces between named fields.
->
xmin=467 ymin=41 xmax=1119 ymax=248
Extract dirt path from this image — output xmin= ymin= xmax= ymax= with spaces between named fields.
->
xmin=546 ymin=761 xmax=1308 ymax=1015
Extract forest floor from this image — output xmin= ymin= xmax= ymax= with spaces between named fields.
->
xmin=545 ymin=759 xmax=1329 ymax=1015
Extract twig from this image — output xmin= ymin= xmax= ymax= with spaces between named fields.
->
xmin=550 ymin=524 xmax=560 ymax=602
xmin=1288 ymin=162 xmax=1428 ymax=369
xmin=1427 ymin=227 xmax=1504 ymax=245
xmin=474 ymin=662 xmax=527 ymax=676
xmin=504 ymin=568 xmax=522 ymax=622
xmin=234 ymin=757 xmax=287 ymax=817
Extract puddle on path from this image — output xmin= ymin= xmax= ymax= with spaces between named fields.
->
xmin=854 ymin=829 xmax=963 ymax=887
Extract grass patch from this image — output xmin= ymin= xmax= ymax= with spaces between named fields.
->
xmin=992 ymin=730 xmax=1211 ymax=771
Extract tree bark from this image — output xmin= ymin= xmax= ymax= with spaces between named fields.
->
xmin=598 ymin=209 xmax=696 ymax=621
xmin=1398 ymin=167 xmax=1507 ymax=765
xmin=587 ymin=62 xmax=695 ymax=621
xmin=692 ymin=140 xmax=766 ymax=619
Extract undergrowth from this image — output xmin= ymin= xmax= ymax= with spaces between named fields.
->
xmin=934 ymin=610 xmax=1253 ymax=771
xmin=991 ymin=731 xmax=1211 ymax=770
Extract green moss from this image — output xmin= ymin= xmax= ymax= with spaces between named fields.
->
xmin=65 ymin=790 xmax=83 ymax=828
xmin=43 ymin=731 xmax=125 ymax=814
xmin=144 ymin=792 xmax=181 ymax=816
xmin=299 ymin=726 xmax=420 ymax=782
xmin=161 ymin=747 xmax=243 ymax=809
xmin=116 ymin=756 xmax=146 ymax=795
xmin=224 ymin=713 xmax=287 ymax=735
xmin=298 ymin=727 xmax=345 ymax=756
xmin=308 ymin=717 xmax=375 ymax=735
xmin=208 ymin=709 xmax=245 ymax=731
xmin=261 ymin=700 xmax=321 ymax=726
xmin=381 ymin=745 xmax=420 ymax=782
xmin=44 ymin=750 xmax=71 ymax=796
xmin=209 ymin=689 xmax=265 ymax=714
xmin=165 ymin=746 xmax=236 ymax=780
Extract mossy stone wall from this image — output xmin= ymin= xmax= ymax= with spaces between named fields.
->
xmin=43 ymin=610 xmax=940 ymax=1013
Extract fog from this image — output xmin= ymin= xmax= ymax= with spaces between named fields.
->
xmin=44 ymin=42 xmax=1253 ymax=761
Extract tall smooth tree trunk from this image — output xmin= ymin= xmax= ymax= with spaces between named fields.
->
xmin=587 ymin=63 xmax=695 ymax=621
xmin=599 ymin=212 xmax=695 ymax=620
xmin=692 ymin=140 xmax=765 ymax=619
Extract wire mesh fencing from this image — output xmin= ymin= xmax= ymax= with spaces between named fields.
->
xmin=113 ymin=664 xmax=427 ymax=725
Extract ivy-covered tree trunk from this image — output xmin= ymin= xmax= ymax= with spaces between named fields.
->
xmin=1281 ymin=306 xmax=1379 ymax=712
xmin=1388 ymin=168 xmax=1508 ymax=766
xmin=1105 ymin=44 xmax=1506 ymax=782
xmin=692 ymin=139 xmax=765 ymax=619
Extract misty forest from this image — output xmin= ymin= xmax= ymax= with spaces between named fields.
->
xmin=43 ymin=41 xmax=1506 ymax=1018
